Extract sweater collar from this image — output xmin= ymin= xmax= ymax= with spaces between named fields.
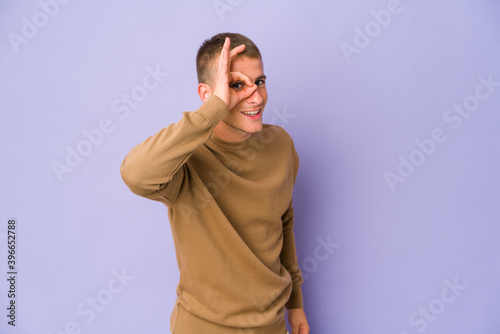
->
xmin=208 ymin=131 xmax=255 ymax=150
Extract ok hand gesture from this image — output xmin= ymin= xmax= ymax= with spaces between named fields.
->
xmin=213 ymin=37 xmax=257 ymax=110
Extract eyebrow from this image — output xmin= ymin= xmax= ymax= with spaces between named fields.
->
xmin=232 ymin=74 xmax=266 ymax=84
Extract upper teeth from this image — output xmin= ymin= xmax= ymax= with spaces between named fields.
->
xmin=243 ymin=110 xmax=259 ymax=116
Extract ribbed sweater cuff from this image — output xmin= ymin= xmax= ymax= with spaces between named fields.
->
xmin=285 ymin=287 xmax=304 ymax=309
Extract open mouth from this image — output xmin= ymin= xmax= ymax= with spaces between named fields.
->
xmin=241 ymin=109 xmax=261 ymax=117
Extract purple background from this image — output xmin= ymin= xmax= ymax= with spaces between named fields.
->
xmin=1 ymin=0 xmax=500 ymax=333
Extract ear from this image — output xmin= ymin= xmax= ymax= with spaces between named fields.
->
xmin=198 ymin=83 xmax=213 ymax=103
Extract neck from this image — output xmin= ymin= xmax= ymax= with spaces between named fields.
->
xmin=213 ymin=121 xmax=252 ymax=143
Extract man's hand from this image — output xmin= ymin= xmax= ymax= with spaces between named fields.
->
xmin=287 ymin=308 xmax=310 ymax=334
xmin=213 ymin=37 xmax=257 ymax=110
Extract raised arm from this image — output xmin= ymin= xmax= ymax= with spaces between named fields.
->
xmin=120 ymin=95 xmax=227 ymax=202
xmin=120 ymin=37 xmax=257 ymax=204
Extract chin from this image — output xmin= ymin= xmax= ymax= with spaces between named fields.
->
xmin=245 ymin=123 xmax=263 ymax=134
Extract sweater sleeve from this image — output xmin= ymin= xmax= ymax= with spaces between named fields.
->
xmin=280 ymin=200 xmax=304 ymax=309
xmin=120 ymin=95 xmax=228 ymax=204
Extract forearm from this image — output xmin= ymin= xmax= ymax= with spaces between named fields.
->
xmin=120 ymin=95 xmax=227 ymax=199
xmin=280 ymin=201 xmax=304 ymax=309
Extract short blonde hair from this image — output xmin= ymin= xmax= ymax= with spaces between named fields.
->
xmin=196 ymin=32 xmax=262 ymax=85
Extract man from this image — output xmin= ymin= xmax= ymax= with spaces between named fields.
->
xmin=121 ymin=33 xmax=309 ymax=334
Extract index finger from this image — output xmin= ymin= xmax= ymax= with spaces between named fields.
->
xmin=218 ymin=37 xmax=231 ymax=73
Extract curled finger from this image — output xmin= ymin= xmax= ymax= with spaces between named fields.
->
xmin=229 ymin=71 xmax=254 ymax=88
xmin=240 ymin=84 xmax=258 ymax=99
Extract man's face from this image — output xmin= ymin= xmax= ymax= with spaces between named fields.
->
xmin=219 ymin=55 xmax=267 ymax=137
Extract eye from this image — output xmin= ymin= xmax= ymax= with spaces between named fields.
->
xmin=255 ymin=79 xmax=266 ymax=86
xmin=230 ymin=81 xmax=244 ymax=91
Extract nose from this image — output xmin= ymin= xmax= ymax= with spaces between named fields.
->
xmin=246 ymin=86 xmax=263 ymax=105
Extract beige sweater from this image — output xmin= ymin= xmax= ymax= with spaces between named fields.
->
xmin=120 ymin=95 xmax=303 ymax=333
